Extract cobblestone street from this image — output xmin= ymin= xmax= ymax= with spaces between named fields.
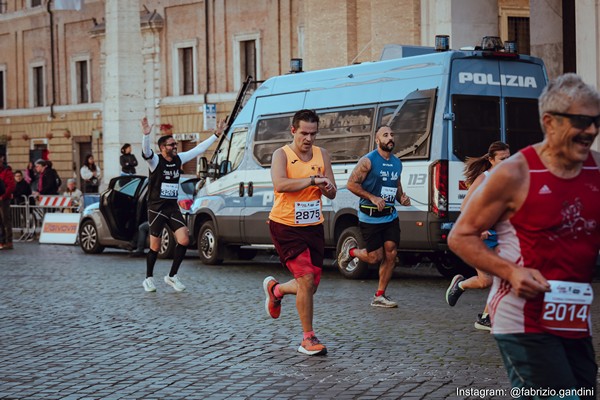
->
xmin=1 ymin=243 xmax=598 ymax=399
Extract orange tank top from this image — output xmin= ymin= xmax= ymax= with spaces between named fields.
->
xmin=269 ymin=145 xmax=325 ymax=227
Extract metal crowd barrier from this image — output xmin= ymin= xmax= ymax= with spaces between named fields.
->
xmin=10 ymin=195 xmax=80 ymax=242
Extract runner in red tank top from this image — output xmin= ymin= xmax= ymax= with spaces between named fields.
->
xmin=449 ymin=73 xmax=600 ymax=398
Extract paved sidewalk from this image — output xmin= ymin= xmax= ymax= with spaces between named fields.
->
xmin=0 ymin=243 xmax=598 ymax=399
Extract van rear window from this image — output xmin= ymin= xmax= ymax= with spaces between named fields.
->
xmin=452 ymin=95 xmax=501 ymax=161
xmin=505 ymin=97 xmax=543 ymax=153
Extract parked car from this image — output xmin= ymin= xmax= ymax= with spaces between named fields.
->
xmin=78 ymin=174 xmax=200 ymax=257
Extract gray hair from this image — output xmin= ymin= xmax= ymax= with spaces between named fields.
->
xmin=538 ymin=73 xmax=600 ymax=131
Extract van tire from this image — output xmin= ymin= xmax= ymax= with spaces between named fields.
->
xmin=198 ymin=221 xmax=223 ymax=265
xmin=158 ymin=227 xmax=175 ymax=259
xmin=336 ymin=226 xmax=369 ymax=279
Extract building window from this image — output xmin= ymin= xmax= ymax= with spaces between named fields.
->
xmin=233 ymin=33 xmax=261 ymax=90
xmin=180 ymin=47 xmax=194 ymax=95
xmin=499 ymin=7 xmax=530 ymax=55
xmin=0 ymin=68 xmax=5 ymax=109
xmin=172 ymin=40 xmax=197 ymax=96
xmin=508 ymin=17 xmax=530 ymax=55
xmin=241 ymin=40 xmax=256 ymax=82
xmin=30 ymin=0 xmax=42 ymax=7
xmin=71 ymin=56 xmax=91 ymax=104
xmin=0 ymin=2 xmax=7 ymax=14
xmin=297 ymin=25 xmax=305 ymax=59
xmin=30 ymin=64 xmax=45 ymax=108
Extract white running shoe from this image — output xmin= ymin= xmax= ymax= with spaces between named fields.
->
xmin=370 ymin=294 xmax=398 ymax=308
xmin=164 ymin=275 xmax=186 ymax=292
xmin=143 ymin=277 xmax=157 ymax=292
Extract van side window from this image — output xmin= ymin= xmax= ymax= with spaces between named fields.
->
xmin=316 ymin=108 xmax=373 ymax=162
xmin=504 ymin=97 xmax=543 ymax=153
xmin=214 ymin=126 xmax=248 ymax=174
xmin=254 ymin=116 xmax=293 ymax=165
xmin=253 ymin=108 xmax=374 ymax=166
xmin=378 ymin=89 xmax=436 ymax=160
xmin=452 ymin=95 xmax=501 ymax=161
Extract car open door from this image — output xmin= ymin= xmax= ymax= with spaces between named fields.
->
xmin=100 ymin=175 xmax=147 ymax=241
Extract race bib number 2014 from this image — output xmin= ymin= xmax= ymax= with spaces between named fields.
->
xmin=294 ymin=200 xmax=321 ymax=224
xmin=541 ymin=280 xmax=593 ymax=333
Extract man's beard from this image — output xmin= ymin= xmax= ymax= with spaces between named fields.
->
xmin=379 ymin=141 xmax=395 ymax=153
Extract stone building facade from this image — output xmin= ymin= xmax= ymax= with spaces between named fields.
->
xmin=0 ymin=0 xmax=597 ymax=190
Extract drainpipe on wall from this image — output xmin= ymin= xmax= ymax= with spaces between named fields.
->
xmin=203 ymin=0 xmax=210 ymax=105
xmin=47 ymin=0 xmax=56 ymax=119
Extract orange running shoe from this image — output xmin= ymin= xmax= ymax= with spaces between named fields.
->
xmin=298 ymin=335 xmax=327 ymax=356
xmin=263 ymin=276 xmax=281 ymax=319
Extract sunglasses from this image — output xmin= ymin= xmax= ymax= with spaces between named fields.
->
xmin=164 ymin=142 xmax=178 ymax=148
xmin=548 ymin=112 xmax=600 ymax=130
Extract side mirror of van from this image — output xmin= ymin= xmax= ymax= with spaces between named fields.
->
xmin=219 ymin=161 xmax=232 ymax=176
xmin=198 ymin=157 xmax=208 ymax=178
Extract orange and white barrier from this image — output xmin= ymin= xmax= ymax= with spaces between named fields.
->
xmin=38 ymin=196 xmax=73 ymax=208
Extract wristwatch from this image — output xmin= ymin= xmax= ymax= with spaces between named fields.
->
xmin=310 ymin=176 xmax=316 ymax=186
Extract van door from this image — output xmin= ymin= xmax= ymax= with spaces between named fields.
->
xmin=201 ymin=126 xmax=250 ymax=243
xmin=448 ymin=58 xmax=546 ymax=212
xmin=242 ymin=115 xmax=294 ymax=244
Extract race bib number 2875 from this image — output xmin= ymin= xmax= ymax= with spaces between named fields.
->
xmin=294 ymin=200 xmax=321 ymax=224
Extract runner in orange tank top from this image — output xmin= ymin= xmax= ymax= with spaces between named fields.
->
xmin=262 ymin=109 xmax=337 ymax=356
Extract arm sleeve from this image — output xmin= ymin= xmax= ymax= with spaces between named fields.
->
xmin=97 ymin=166 xmax=101 ymax=179
xmin=132 ymin=155 xmax=138 ymax=167
xmin=178 ymin=134 xmax=218 ymax=164
xmin=142 ymin=135 xmax=159 ymax=172
xmin=120 ymin=155 xmax=127 ymax=168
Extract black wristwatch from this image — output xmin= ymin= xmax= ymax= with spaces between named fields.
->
xmin=310 ymin=176 xmax=316 ymax=186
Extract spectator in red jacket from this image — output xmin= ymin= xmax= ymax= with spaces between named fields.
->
xmin=0 ymin=154 xmax=16 ymax=250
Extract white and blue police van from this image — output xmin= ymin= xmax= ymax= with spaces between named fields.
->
xmin=192 ymin=38 xmax=548 ymax=279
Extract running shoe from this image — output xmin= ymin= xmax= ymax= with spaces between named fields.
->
xmin=445 ymin=274 xmax=465 ymax=306
xmin=263 ymin=276 xmax=281 ymax=319
xmin=337 ymin=241 xmax=356 ymax=269
xmin=298 ymin=336 xmax=327 ymax=356
xmin=143 ymin=277 xmax=157 ymax=292
xmin=164 ymin=275 xmax=186 ymax=292
xmin=474 ymin=313 xmax=492 ymax=331
xmin=370 ymin=294 xmax=398 ymax=308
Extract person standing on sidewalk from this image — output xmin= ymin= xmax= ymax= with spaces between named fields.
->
xmin=445 ymin=141 xmax=510 ymax=331
xmin=120 ymin=143 xmax=138 ymax=176
xmin=449 ymin=73 xmax=600 ymax=397
xmin=338 ymin=125 xmax=411 ymax=308
xmin=140 ymin=117 xmax=226 ymax=292
xmin=262 ymin=109 xmax=337 ymax=356
xmin=0 ymin=154 xmax=15 ymax=250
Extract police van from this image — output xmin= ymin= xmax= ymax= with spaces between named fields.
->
xmin=191 ymin=38 xmax=548 ymax=279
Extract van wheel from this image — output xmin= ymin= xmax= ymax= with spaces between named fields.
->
xmin=432 ymin=252 xmax=476 ymax=279
xmin=79 ymin=220 xmax=105 ymax=254
xmin=336 ymin=226 xmax=369 ymax=279
xmin=158 ymin=227 xmax=175 ymax=259
xmin=198 ymin=221 xmax=223 ymax=265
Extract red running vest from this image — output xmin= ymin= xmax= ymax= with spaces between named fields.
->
xmin=489 ymin=146 xmax=600 ymax=338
